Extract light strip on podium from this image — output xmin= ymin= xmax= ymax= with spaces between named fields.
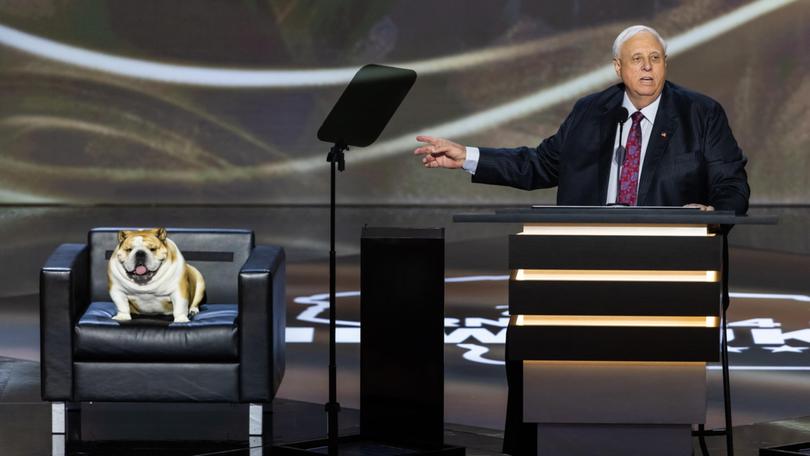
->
xmin=515 ymin=315 xmax=719 ymax=327
xmin=514 ymin=269 xmax=719 ymax=282
xmin=520 ymin=224 xmax=712 ymax=237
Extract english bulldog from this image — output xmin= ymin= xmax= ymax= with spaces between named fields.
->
xmin=108 ymin=228 xmax=205 ymax=323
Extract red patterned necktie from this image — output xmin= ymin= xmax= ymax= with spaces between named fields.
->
xmin=617 ymin=111 xmax=644 ymax=205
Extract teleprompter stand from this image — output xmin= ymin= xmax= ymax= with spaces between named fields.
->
xmin=274 ymin=64 xmax=459 ymax=456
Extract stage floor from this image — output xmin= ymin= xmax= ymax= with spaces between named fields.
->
xmin=1 ymin=205 xmax=809 ymax=454
xmin=3 ymin=361 xmax=810 ymax=455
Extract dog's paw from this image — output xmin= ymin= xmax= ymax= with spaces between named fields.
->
xmin=188 ymin=307 xmax=200 ymax=317
xmin=112 ymin=313 xmax=132 ymax=321
xmin=173 ymin=315 xmax=190 ymax=323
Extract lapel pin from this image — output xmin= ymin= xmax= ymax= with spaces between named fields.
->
xmin=661 ymin=132 xmax=668 ymax=139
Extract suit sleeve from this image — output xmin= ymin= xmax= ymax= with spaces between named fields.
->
xmin=471 ymin=106 xmax=578 ymax=190
xmin=704 ymin=103 xmax=750 ymax=215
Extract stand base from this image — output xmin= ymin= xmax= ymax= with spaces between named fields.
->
xmin=273 ymin=435 xmax=465 ymax=456
xmin=761 ymin=442 xmax=810 ymax=455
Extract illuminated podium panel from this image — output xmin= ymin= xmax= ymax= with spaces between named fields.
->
xmin=511 ymin=222 xmax=719 ymax=455
xmin=452 ymin=208 xmax=767 ymax=456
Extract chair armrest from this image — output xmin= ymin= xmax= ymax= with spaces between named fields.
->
xmin=238 ymin=245 xmax=286 ymax=402
xmin=40 ymin=243 xmax=89 ymax=401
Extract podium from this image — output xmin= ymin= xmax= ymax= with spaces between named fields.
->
xmin=455 ymin=207 xmax=776 ymax=456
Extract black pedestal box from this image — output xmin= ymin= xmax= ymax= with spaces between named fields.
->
xmin=276 ymin=227 xmax=463 ymax=455
xmin=360 ymin=227 xmax=462 ymax=454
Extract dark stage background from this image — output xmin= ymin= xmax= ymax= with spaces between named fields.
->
xmin=0 ymin=0 xmax=808 ymax=204
xmin=2 ymin=0 xmax=810 ymax=442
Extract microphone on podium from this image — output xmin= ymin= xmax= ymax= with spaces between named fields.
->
xmin=611 ymin=106 xmax=630 ymax=205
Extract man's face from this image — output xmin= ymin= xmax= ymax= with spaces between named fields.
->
xmin=613 ymin=31 xmax=667 ymax=107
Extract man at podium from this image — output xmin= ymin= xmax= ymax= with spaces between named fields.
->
xmin=414 ymin=25 xmax=750 ymax=216
xmin=413 ymin=24 xmax=751 ymax=455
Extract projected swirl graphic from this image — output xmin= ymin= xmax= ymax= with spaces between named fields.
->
xmin=0 ymin=0 xmax=807 ymax=204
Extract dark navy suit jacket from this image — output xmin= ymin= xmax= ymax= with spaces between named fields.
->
xmin=472 ymin=81 xmax=750 ymax=214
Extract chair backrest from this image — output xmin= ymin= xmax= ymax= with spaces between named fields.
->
xmin=89 ymin=228 xmax=254 ymax=304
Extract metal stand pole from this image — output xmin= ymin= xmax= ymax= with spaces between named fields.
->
xmin=721 ymin=230 xmax=734 ymax=455
xmin=326 ymin=143 xmax=346 ymax=455
xmin=692 ymin=229 xmax=734 ymax=456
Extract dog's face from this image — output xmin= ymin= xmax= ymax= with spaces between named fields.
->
xmin=115 ymin=228 xmax=171 ymax=285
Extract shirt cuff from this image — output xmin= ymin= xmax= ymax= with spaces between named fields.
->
xmin=463 ymin=146 xmax=480 ymax=175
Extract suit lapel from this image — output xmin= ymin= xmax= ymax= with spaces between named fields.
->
xmin=637 ymin=84 xmax=680 ymax=205
xmin=597 ymin=87 xmax=624 ymax=204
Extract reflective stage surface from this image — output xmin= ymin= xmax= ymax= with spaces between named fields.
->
xmin=1 ymin=205 xmax=810 ymax=455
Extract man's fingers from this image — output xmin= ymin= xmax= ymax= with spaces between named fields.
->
xmin=415 ymin=135 xmax=463 ymax=169
xmin=416 ymin=135 xmax=452 ymax=149
xmin=416 ymin=135 xmax=439 ymax=145
xmin=683 ymin=203 xmax=715 ymax=211
xmin=413 ymin=146 xmax=441 ymax=156
xmin=414 ymin=144 xmax=451 ymax=156
xmin=423 ymin=154 xmax=449 ymax=169
xmin=430 ymin=146 xmax=451 ymax=155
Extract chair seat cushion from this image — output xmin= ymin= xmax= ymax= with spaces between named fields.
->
xmin=75 ymin=302 xmax=239 ymax=362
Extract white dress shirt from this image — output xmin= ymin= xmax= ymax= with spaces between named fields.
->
xmin=462 ymin=92 xmax=662 ymax=205
xmin=605 ymin=93 xmax=661 ymax=204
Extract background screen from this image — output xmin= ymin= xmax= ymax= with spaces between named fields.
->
xmin=0 ymin=0 xmax=808 ymax=205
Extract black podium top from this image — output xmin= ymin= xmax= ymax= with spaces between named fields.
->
xmin=453 ymin=206 xmax=778 ymax=225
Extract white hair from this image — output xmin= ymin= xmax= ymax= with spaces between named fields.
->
xmin=612 ymin=25 xmax=667 ymax=58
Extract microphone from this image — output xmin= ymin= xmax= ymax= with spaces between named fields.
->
xmin=613 ymin=107 xmax=629 ymax=166
xmin=611 ymin=107 xmax=629 ymax=205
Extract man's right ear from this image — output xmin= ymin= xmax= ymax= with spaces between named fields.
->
xmin=613 ymin=58 xmax=622 ymax=78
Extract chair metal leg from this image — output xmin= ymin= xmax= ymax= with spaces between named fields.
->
xmin=51 ymin=433 xmax=65 ymax=456
xmin=51 ymin=402 xmax=65 ymax=434
xmin=250 ymin=436 xmax=263 ymax=456
xmin=249 ymin=403 xmax=263 ymax=436
xmin=51 ymin=402 xmax=66 ymax=456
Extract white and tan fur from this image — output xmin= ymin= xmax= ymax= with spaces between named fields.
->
xmin=108 ymin=228 xmax=205 ymax=323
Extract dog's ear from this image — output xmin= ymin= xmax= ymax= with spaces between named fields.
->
xmin=156 ymin=227 xmax=168 ymax=241
xmin=118 ymin=230 xmax=129 ymax=243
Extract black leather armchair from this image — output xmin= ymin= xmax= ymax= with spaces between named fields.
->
xmin=40 ymin=228 xmax=285 ymax=437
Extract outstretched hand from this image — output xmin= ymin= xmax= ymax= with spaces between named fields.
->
xmin=413 ymin=135 xmax=466 ymax=169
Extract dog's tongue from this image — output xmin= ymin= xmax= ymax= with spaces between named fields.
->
xmin=135 ymin=265 xmax=148 ymax=276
